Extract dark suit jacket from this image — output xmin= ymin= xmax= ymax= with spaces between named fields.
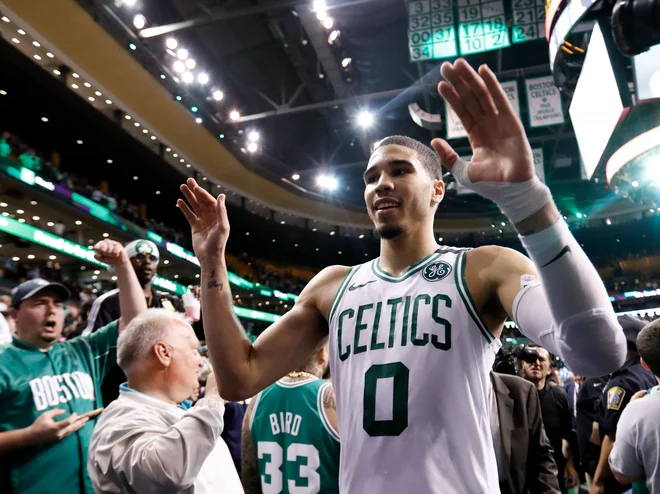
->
xmin=491 ymin=373 xmax=561 ymax=494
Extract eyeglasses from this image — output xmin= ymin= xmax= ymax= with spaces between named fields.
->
xmin=134 ymin=253 xmax=159 ymax=263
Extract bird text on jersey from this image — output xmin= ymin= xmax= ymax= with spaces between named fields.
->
xmin=29 ymin=372 xmax=95 ymax=411
xmin=336 ymin=293 xmax=452 ymax=361
xmin=269 ymin=412 xmax=303 ymax=437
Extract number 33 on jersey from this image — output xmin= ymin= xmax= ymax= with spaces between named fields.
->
xmin=249 ymin=377 xmax=340 ymax=493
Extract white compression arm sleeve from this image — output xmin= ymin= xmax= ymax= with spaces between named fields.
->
xmin=512 ymin=219 xmax=627 ymax=376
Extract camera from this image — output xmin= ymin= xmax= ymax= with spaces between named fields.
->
xmin=493 ymin=345 xmax=541 ymax=375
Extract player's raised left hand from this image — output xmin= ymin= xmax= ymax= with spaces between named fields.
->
xmin=94 ymin=239 xmax=128 ymax=266
xmin=431 ymin=58 xmax=534 ymax=184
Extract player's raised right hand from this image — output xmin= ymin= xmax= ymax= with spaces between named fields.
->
xmin=178 ymin=178 xmax=230 ymax=266
xmin=27 ymin=409 xmax=89 ymax=444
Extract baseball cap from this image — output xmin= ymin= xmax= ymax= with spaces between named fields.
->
xmin=11 ymin=278 xmax=70 ymax=308
xmin=124 ymin=239 xmax=159 ymax=261
xmin=617 ymin=314 xmax=647 ymax=344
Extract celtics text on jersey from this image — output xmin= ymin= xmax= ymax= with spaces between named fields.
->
xmin=250 ymin=377 xmax=340 ymax=494
xmin=328 ymin=248 xmax=502 ymax=494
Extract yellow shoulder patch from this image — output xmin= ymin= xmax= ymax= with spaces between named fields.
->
xmin=607 ymin=386 xmax=626 ymax=410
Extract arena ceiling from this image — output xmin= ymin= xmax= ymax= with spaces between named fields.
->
xmin=0 ymin=0 xmax=651 ymax=244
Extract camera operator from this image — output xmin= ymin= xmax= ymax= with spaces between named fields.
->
xmin=520 ymin=345 xmax=578 ymax=493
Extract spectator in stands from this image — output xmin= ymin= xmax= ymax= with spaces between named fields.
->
xmin=609 ymin=320 xmax=660 ymax=492
xmin=53 ymin=220 xmax=66 ymax=237
xmin=489 ymin=371 xmax=560 ymax=493
xmin=0 ymin=240 xmax=147 ymax=494
xmin=521 ymin=345 xmax=578 ymax=493
xmin=84 ymin=239 xmax=202 ymax=405
xmin=87 ymin=310 xmax=242 ymax=494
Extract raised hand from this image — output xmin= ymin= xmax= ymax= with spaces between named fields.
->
xmin=177 ymin=178 xmax=229 ymax=265
xmin=94 ymin=239 xmax=128 ymax=266
xmin=27 ymin=409 xmax=89 ymax=444
xmin=431 ymin=58 xmax=534 ymax=184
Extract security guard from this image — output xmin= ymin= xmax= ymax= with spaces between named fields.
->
xmin=83 ymin=239 xmax=201 ymax=405
xmin=590 ymin=315 xmax=657 ymax=494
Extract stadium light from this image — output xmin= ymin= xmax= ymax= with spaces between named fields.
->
xmin=177 ymin=48 xmax=189 ymax=60
xmin=133 ymin=14 xmax=146 ymax=29
xmin=212 ymin=90 xmax=224 ymax=101
xmin=248 ymin=131 xmax=260 ymax=142
xmin=185 ymin=58 xmax=196 ymax=70
xmin=230 ymin=110 xmax=240 ymax=120
xmin=328 ymin=30 xmax=340 ymax=44
xmin=341 ymin=57 xmax=352 ymax=68
xmin=247 ymin=142 xmax=258 ymax=153
xmin=198 ymin=72 xmax=209 ymax=85
xmin=122 ymin=0 xmax=136 ymax=6
xmin=323 ymin=17 xmax=334 ymax=29
xmin=166 ymin=37 xmax=178 ymax=50
xmin=182 ymin=72 xmax=194 ymax=84
xmin=312 ymin=0 xmax=327 ymax=11
xmin=196 ymin=118 xmax=202 ymax=124
xmin=356 ymin=110 xmax=374 ymax=129
xmin=292 ymin=173 xmax=300 ymax=180
xmin=316 ymin=10 xmax=328 ymax=21
xmin=316 ymin=174 xmax=338 ymax=191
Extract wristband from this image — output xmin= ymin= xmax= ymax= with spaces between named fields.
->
xmin=451 ymin=157 xmax=552 ymax=224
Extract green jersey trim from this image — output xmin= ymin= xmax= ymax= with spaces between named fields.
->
xmin=248 ymin=392 xmax=262 ymax=431
xmin=455 ymin=250 xmax=494 ymax=343
xmin=275 ymin=378 xmax=316 ymax=388
xmin=317 ymin=382 xmax=340 ymax=442
xmin=371 ymin=251 xmax=441 ymax=283
xmin=328 ymin=266 xmax=359 ymax=326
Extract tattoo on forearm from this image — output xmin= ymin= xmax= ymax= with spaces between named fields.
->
xmin=207 ymin=280 xmax=223 ymax=290
xmin=210 ymin=270 xmax=215 ymax=278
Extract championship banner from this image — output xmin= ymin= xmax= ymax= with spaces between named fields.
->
xmin=501 ymin=80 xmax=521 ymax=119
xmin=525 ymin=75 xmax=565 ymax=127
xmin=445 ymin=103 xmax=468 ymax=139
xmin=532 ymin=148 xmax=545 ymax=182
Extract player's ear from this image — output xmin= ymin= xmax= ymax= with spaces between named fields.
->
xmin=431 ymin=179 xmax=445 ymax=207
xmin=640 ymin=358 xmax=651 ymax=372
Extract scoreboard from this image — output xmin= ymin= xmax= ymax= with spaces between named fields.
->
xmin=408 ymin=0 xmax=545 ymax=62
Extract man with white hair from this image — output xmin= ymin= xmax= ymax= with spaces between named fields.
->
xmin=88 ymin=309 xmax=243 ymax=494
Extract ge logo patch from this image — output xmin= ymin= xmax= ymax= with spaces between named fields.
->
xmin=422 ymin=261 xmax=452 ymax=282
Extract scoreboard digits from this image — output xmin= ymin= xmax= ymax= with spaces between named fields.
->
xmin=408 ymin=0 xmax=542 ymax=62
xmin=408 ymin=0 xmax=458 ymax=61
xmin=458 ymin=0 xmax=510 ymax=55
xmin=511 ymin=0 xmax=546 ymax=43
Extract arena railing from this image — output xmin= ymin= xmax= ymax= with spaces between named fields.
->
xmin=0 ymin=157 xmax=299 ymax=303
xmin=0 ymin=214 xmax=282 ymax=324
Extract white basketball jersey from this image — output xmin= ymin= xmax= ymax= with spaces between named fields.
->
xmin=328 ymin=247 xmax=502 ymax=494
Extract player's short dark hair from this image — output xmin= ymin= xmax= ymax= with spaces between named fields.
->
xmin=374 ymin=135 xmax=443 ymax=180
xmin=637 ymin=319 xmax=660 ymax=377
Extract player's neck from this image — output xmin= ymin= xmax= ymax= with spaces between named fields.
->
xmin=142 ymin=283 xmax=152 ymax=298
xmin=379 ymin=228 xmax=438 ymax=276
xmin=534 ymin=378 xmax=546 ymax=390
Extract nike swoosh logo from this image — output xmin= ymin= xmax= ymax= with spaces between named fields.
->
xmin=348 ymin=280 xmax=376 ymax=291
xmin=541 ymin=245 xmax=571 ymax=268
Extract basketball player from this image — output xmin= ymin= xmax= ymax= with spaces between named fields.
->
xmin=241 ymin=343 xmax=339 ymax=493
xmin=178 ymin=59 xmax=627 ymax=493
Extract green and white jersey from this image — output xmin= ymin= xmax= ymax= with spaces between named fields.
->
xmin=328 ymin=248 xmax=502 ymax=494
xmin=250 ymin=377 xmax=340 ymax=494
xmin=0 ymin=321 xmax=119 ymax=494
